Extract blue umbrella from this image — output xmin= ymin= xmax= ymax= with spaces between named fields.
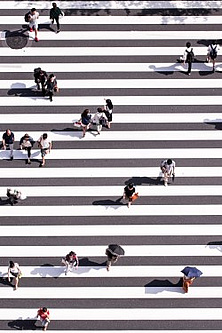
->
xmin=181 ymin=266 xmax=203 ymax=278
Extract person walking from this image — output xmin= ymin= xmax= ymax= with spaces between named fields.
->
xmin=105 ymin=247 xmax=119 ymax=271
xmin=92 ymin=107 xmax=108 ymax=135
xmin=37 ymin=307 xmax=50 ymax=331
xmin=34 ymin=68 xmax=48 ymax=95
xmin=182 ymin=275 xmax=195 ymax=293
xmin=104 ymin=98 xmax=113 ymax=129
xmin=207 ymin=40 xmax=220 ymax=72
xmin=8 ymin=261 xmax=22 ymax=290
xmin=45 ymin=74 xmax=58 ymax=102
xmin=2 ymin=129 xmax=14 ymax=160
xmin=80 ymin=109 xmax=92 ymax=137
xmin=62 ymin=251 xmax=79 ymax=275
xmin=180 ymin=42 xmax=194 ymax=76
xmin=27 ymin=8 xmax=39 ymax=42
xmin=6 ymin=188 xmax=26 ymax=205
xmin=19 ymin=133 xmax=35 ymax=164
xmin=160 ymin=158 xmax=176 ymax=186
xmin=123 ymin=182 xmax=138 ymax=208
xmin=50 ymin=2 xmax=64 ymax=33
xmin=37 ymin=133 xmax=52 ymax=167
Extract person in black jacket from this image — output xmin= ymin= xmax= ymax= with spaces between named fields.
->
xmin=123 ymin=183 xmax=136 ymax=208
xmin=50 ymin=2 xmax=64 ymax=33
xmin=34 ymin=68 xmax=48 ymax=95
xmin=45 ymin=74 xmax=58 ymax=102
xmin=19 ymin=133 xmax=35 ymax=164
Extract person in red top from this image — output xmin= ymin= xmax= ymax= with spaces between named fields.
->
xmin=37 ymin=307 xmax=50 ymax=331
xmin=62 ymin=251 xmax=79 ymax=275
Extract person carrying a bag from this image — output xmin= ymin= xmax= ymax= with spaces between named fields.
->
xmin=46 ymin=74 xmax=58 ymax=102
xmin=8 ymin=261 xmax=22 ymax=290
xmin=81 ymin=109 xmax=92 ymax=137
xmin=92 ymin=107 xmax=108 ymax=135
xmin=123 ymin=183 xmax=138 ymax=208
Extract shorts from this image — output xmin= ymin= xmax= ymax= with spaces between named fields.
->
xmin=41 ymin=148 xmax=49 ymax=157
xmin=29 ymin=22 xmax=38 ymax=30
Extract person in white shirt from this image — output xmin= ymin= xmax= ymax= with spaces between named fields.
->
xmin=180 ymin=42 xmax=194 ymax=76
xmin=160 ymin=159 xmax=176 ymax=186
xmin=92 ymin=107 xmax=108 ymax=135
xmin=8 ymin=261 xmax=22 ymax=290
xmin=37 ymin=133 xmax=52 ymax=167
xmin=207 ymin=41 xmax=220 ymax=72
xmin=28 ymin=8 xmax=39 ymax=42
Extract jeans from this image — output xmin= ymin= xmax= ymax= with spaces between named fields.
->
xmin=52 ymin=17 xmax=60 ymax=30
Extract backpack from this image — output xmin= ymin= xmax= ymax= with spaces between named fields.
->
xmin=24 ymin=11 xmax=30 ymax=22
xmin=34 ymin=67 xmax=41 ymax=78
xmin=210 ymin=45 xmax=217 ymax=59
xmin=186 ymin=48 xmax=194 ymax=62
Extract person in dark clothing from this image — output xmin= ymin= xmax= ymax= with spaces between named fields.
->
xmin=50 ymin=2 xmax=64 ymax=33
xmin=180 ymin=42 xmax=194 ymax=76
xmin=34 ymin=68 xmax=48 ymax=95
xmin=104 ymin=98 xmax=113 ymax=129
xmin=105 ymin=248 xmax=119 ymax=271
xmin=80 ymin=109 xmax=92 ymax=137
xmin=62 ymin=251 xmax=79 ymax=275
xmin=45 ymin=74 xmax=58 ymax=102
xmin=123 ymin=183 xmax=136 ymax=208
xmin=19 ymin=133 xmax=35 ymax=164
xmin=2 ymin=129 xmax=14 ymax=160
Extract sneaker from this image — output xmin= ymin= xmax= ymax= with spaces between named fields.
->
xmin=27 ymin=159 xmax=31 ymax=164
xmin=164 ymin=181 xmax=168 ymax=187
xmin=10 ymin=156 xmax=13 ymax=161
xmin=35 ymin=37 xmax=39 ymax=42
xmin=29 ymin=28 xmax=33 ymax=32
xmin=57 ymin=30 xmax=60 ymax=33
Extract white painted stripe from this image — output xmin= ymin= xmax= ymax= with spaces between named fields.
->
xmin=0 ymin=244 xmax=221 ymax=257
xmin=0 ymin=307 xmax=221 ymax=320
xmin=3 ymin=130 xmax=222 ymax=142
xmin=0 ymin=265 xmax=219 ymax=278
xmin=1 ymin=186 xmax=222 ymax=198
xmin=1 ymin=148 xmax=222 ymax=160
xmin=1 ymin=223 xmax=222 ymax=237
xmin=3 ymin=286 xmax=222 ymax=299
xmin=5 ymin=79 xmax=222 ymax=89
xmin=16 ymin=30 xmax=222 ymax=41
xmin=0 ymin=96 xmax=222 ymax=106
xmin=0 ymin=63 xmax=220 ymax=73
xmin=0 ymin=1 xmax=221 ymax=9
xmin=0 ymin=47 xmax=214 ymax=57
xmin=2 ymin=15 xmax=222 ymax=25
xmin=0 ymin=167 xmax=221 ymax=178
xmin=1 ymin=205 xmax=222 ymax=217
xmin=0 ymin=113 xmax=220 ymax=124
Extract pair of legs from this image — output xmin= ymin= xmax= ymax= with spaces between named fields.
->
xmin=3 ymin=143 xmax=13 ymax=159
xmin=29 ymin=23 xmax=38 ymax=41
xmin=23 ymin=147 xmax=32 ymax=164
xmin=162 ymin=171 xmax=172 ymax=186
xmin=187 ymin=61 xmax=192 ymax=75
xmin=82 ymin=124 xmax=90 ymax=137
xmin=183 ymin=277 xmax=195 ymax=293
xmin=40 ymin=318 xmax=50 ymax=331
xmin=64 ymin=262 xmax=76 ymax=275
xmin=207 ymin=55 xmax=216 ymax=71
xmin=106 ymin=257 xmax=118 ymax=271
xmin=9 ymin=275 xmax=19 ymax=290
xmin=52 ymin=17 xmax=60 ymax=32
xmin=40 ymin=148 xmax=49 ymax=166
xmin=96 ymin=123 xmax=102 ymax=134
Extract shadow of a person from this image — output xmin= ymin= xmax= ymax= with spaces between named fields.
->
xmin=8 ymin=319 xmax=38 ymax=330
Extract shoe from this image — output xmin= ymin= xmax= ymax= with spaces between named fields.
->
xmin=188 ymin=73 xmax=191 ymax=76
xmin=106 ymin=266 xmax=110 ymax=271
xmin=29 ymin=28 xmax=33 ymax=32
xmin=57 ymin=30 xmax=60 ymax=33
xmin=213 ymin=67 xmax=215 ymax=72
xmin=35 ymin=37 xmax=39 ymax=42
xmin=10 ymin=156 xmax=13 ymax=161
xmin=27 ymin=159 xmax=31 ymax=164
xmin=164 ymin=181 xmax=167 ymax=187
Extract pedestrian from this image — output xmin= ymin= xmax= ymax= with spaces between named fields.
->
xmin=105 ymin=247 xmax=119 ymax=271
xmin=8 ymin=260 xmax=22 ymax=290
xmin=37 ymin=307 xmax=50 ymax=331
xmin=80 ymin=109 xmax=92 ymax=137
xmin=180 ymin=42 xmax=194 ymax=76
xmin=62 ymin=251 xmax=79 ymax=275
xmin=50 ymin=2 xmax=64 ymax=33
xmin=19 ymin=133 xmax=35 ymax=164
xmin=92 ymin=107 xmax=108 ymax=135
xmin=45 ymin=74 xmax=58 ymax=102
xmin=160 ymin=158 xmax=176 ymax=186
xmin=2 ymin=129 xmax=14 ymax=160
xmin=34 ymin=68 xmax=48 ymax=95
xmin=182 ymin=275 xmax=195 ymax=293
xmin=104 ymin=98 xmax=113 ymax=129
xmin=123 ymin=182 xmax=138 ymax=208
xmin=37 ymin=133 xmax=52 ymax=167
xmin=206 ymin=40 xmax=220 ymax=72
xmin=27 ymin=8 xmax=39 ymax=42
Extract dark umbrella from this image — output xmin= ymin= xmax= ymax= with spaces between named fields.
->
xmin=108 ymin=244 xmax=125 ymax=256
xmin=181 ymin=266 xmax=203 ymax=278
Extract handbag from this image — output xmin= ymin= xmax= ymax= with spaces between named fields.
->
xmin=131 ymin=193 xmax=139 ymax=202
xmin=99 ymin=116 xmax=107 ymax=126
xmin=73 ymin=121 xmax=82 ymax=128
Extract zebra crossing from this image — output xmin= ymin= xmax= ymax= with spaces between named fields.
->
xmin=1 ymin=0 xmax=222 ymax=331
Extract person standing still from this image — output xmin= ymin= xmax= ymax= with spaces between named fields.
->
xmin=28 ymin=8 xmax=39 ymax=42
xmin=180 ymin=42 xmax=194 ymax=76
xmin=2 ymin=129 xmax=14 ymax=160
xmin=37 ymin=133 xmax=52 ymax=167
xmin=37 ymin=307 xmax=50 ymax=331
xmin=50 ymin=2 xmax=64 ymax=33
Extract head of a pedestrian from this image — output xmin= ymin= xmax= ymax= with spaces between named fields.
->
xmin=24 ymin=133 xmax=29 ymax=140
xmin=31 ymin=8 xmax=36 ymax=15
xmin=9 ymin=261 xmax=15 ymax=268
xmin=97 ymin=107 xmax=103 ymax=113
xmin=43 ymin=133 xmax=48 ymax=140
xmin=6 ymin=129 xmax=11 ymax=136
xmin=42 ymin=307 xmax=47 ymax=313
xmin=49 ymin=74 xmax=55 ymax=81
xmin=186 ymin=42 xmax=191 ymax=48
xmin=69 ymin=251 xmax=75 ymax=256
xmin=212 ymin=40 xmax=216 ymax=45
xmin=82 ymin=108 xmax=90 ymax=117
xmin=52 ymin=3 xmax=57 ymax=8
xmin=128 ymin=182 xmax=134 ymax=189
xmin=167 ymin=159 xmax=172 ymax=165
